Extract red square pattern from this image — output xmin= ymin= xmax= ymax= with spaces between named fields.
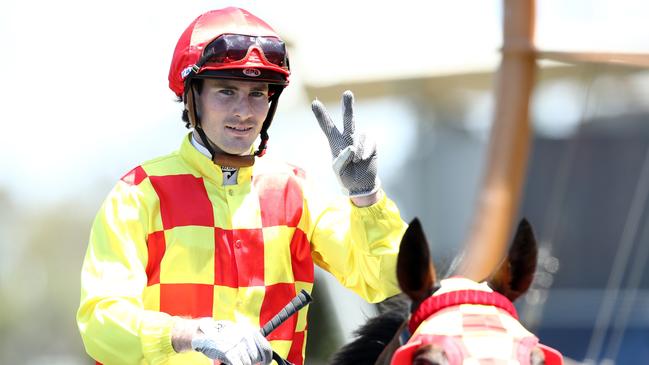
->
xmin=120 ymin=165 xmax=147 ymax=186
xmin=214 ymin=228 xmax=265 ymax=287
xmin=255 ymin=174 xmax=303 ymax=228
xmin=145 ymin=231 xmax=166 ymax=286
xmin=159 ymin=283 xmax=214 ymax=318
xmin=287 ymin=330 xmax=305 ymax=365
xmin=290 ymin=228 xmax=314 ymax=283
xmin=260 ymin=283 xmax=297 ymax=341
xmin=149 ymin=174 xmax=214 ymax=230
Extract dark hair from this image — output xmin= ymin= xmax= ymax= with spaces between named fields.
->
xmin=178 ymin=79 xmax=204 ymax=129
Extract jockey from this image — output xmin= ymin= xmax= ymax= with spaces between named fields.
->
xmin=77 ymin=7 xmax=407 ymax=365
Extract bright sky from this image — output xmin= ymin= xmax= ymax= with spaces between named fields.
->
xmin=0 ymin=0 xmax=647 ymax=206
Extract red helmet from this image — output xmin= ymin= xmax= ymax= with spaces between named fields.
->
xmin=168 ymin=7 xmax=290 ymax=97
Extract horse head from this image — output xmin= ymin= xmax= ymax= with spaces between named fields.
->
xmin=390 ymin=218 xmax=563 ymax=365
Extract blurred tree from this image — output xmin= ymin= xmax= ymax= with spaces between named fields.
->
xmin=0 ymin=197 xmax=95 ymax=364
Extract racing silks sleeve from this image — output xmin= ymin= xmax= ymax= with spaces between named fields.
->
xmin=303 ymin=183 xmax=408 ymax=303
xmin=77 ymin=179 xmax=176 ymax=365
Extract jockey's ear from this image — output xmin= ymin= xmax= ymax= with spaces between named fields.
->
xmin=397 ymin=218 xmax=436 ymax=304
xmin=489 ymin=218 xmax=538 ymax=302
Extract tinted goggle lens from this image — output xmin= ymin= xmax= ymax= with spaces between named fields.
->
xmin=203 ymin=34 xmax=288 ymax=68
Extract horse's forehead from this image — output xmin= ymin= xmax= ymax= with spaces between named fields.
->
xmin=411 ymin=305 xmax=537 ymax=362
xmin=415 ymin=304 xmax=533 ymax=338
xmin=435 ymin=277 xmax=493 ymax=295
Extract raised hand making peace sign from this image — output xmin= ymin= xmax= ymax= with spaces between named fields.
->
xmin=311 ymin=90 xmax=380 ymax=199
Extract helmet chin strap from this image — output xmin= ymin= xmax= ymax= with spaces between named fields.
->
xmin=255 ymin=87 xmax=283 ymax=156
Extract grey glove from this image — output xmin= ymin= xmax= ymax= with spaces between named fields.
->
xmin=311 ymin=90 xmax=380 ymax=197
xmin=191 ymin=318 xmax=273 ymax=365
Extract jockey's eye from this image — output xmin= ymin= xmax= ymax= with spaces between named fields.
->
xmin=413 ymin=344 xmax=449 ymax=365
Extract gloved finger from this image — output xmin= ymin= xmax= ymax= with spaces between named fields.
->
xmin=242 ymin=333 xmax=261 ymax=365
xmin=332 ymin=145 xmax=355 ymax=174
xmin=356 ymin=134 xmax=377 ymax=161
xmin=342 ymin=90 xmax=355 ymax=137
xmin=240 ymin=349 xmax=252 ymax=365
xmin=225 ymin=345 xmax=247 ymax=365
xmin=311 ymin=99 xmax=340 ymax=139
xmin=253 ymin=332 xmax=273 ymax=365
xmin=229 ymin=354 xmax=245 ymax=365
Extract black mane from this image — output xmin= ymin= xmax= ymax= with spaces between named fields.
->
xmin=329 ymin=296 xmax=409 ymax=365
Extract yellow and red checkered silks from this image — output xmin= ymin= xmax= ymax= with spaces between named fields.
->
xmin=77 ymin=133 xmax=407 ymax=365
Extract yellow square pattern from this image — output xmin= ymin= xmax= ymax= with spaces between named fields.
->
xmin=143 ymin=159 xmax=199 ymax=178
xmin=142 ymin=283 xmax=160 ymax=311
xmin=160 ymin=226 xmax=215 ymax=284
xmin=294 ymin=282 xmax=313 ymax=332
xmin=234 ymin=286 xmax=266 ymax=327
xmin=263 ymin=226 xmax=295 ymax=285
xmin=212 ymin=285 xmax=238 ymax=321
xmin=269 ymin=340 xmax=292 ymax=359
xmin=229 ymin=186 xmax=263 ymax=230
xmin=204 ymin=182 xmax=232 ymax=230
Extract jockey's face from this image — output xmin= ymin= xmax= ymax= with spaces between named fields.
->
xmin=194 ymin=78 xmax=270 ymax=155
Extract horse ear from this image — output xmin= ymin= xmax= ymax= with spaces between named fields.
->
xmin=397 ymin=218 xmax=436 ymax=303
xmin=489 ymin=218 xmax=538 ymax=302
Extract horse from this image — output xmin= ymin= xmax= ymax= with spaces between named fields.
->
xmin=330 ymin=218 xmax=564 ymax=365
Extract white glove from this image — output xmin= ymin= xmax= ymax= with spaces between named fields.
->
xmin=191 ymin=318 xmax=273 ymax=365
xmin=311 ymin=90 xmax=380 ymax=197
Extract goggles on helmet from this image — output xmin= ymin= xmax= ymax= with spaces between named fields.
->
xmin=189 ymin=33 xmax=290 ymax=83
xmin=201 ymin=34 xmax=288 ymax=69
